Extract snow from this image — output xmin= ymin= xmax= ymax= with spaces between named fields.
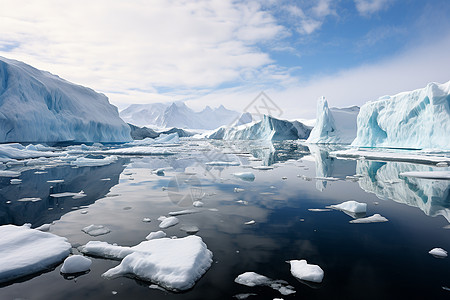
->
xmin=330 ymin=200 xmax=367 ymax=214
xmin=0 ymin=224 xmax=71 ymax=283
xmin=83 ymin=236 xmax=212 ymax=291
xmin=159 ymin=216 xmax=179 ymax=229
xmin=428 ymin=248 xmax=447 ymax=258
xmin=208 ymin=115 xmax=310 ymax=141
xmin=82 ymin=224 xmax=111 ymax=236
xmin=400 ymin=171 xmax=450 ymax=180
xmin=0 ymin=56 xmax=131 ymax=143
xmin=352 ymin=81 xmax=450 ymax=149
xmin=71 ymin=156 xmax=118 ymax=167
xmin=332 ymin=149 xmax=450 ymax=164
xmin=349 ymin=214 xmax=388 ymax=223
xmin=307 ymin=97 xmax=360 ymax=144
xmin=60 ymin=255 xmax=92 ymax=274
xmin=289 ymin=260 xmax=324 ymax=283
xmin=233 ymin=172 xmax=255 ymax=181
xmin=234 ymin=272 xmax=296 ymax=295
xmin=146 ymin=231 xmax=167 ymax=240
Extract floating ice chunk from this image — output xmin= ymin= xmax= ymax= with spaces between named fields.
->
xmin=153 ymin=168 xmax=165 ymax=176
xmin=85 ymin=236 xmax=212 ymax=291
xmin=82 ymin=224 xmax=111 ymax=236
xmin=98 ymin=146 xmax=176 ymax=156
xmin=159 ymin=216 xmax=179 ymax=229
xmin=101 ymin=177 xmax=111 ymax=181
xmin=0 ymin=225 xmax=71 ymax=283
xmin=35 ymin=223 xmax=52 ymax=231
xmin=71 ymin=156 xmax=117 ymax=167
xmin=180 ymin=225 xmax=199 ymax=234
xmin=234 ymin=272 xmax=295 ymax=295
xmin=60 ymin=255 xmax=92 ymax=274
xmin=0 ymin=170 xmax=20 ymax=177
xmin=350 ymin=214 xmax=388 ymax=223
xmin=234 ymin=293 xmax=257 ymax=299
xmin=0 ymin=144 xmax=60 ymax=160
xmin=252 ymin=166 xmax=273 ymax=170
xmin=50 ymin=191 xmax=86 ymax=199
xmin=236 ymin=200 xmax=248 ymax=205
xmin=315 ymin=176 xmax=340 ymax=181
xmin=146 ymin=231 xmax=167 ymax=240
xmin=205 ymin=161 xmax=240 ymax=166
xmin=399 ymin=171 xmax=450 ymax=180
xmin=193 ymin=201 xmax=204 ymax=207
xmin=232 ymin=172 xmax=255 ymax=182
xmin=436 ymin=162 xmax=448 ymax=167
xmin=330 ymin=200 xmax=367 ymax=214
xmin=429 ymin=248 xmax=448 ymax=258
xmin=289 ymin=260 xmax=324 ymax=283
xmin=308 ymin=208 xmax=332 ymax=212
xmin=142 ymin=218 xmax=152 ymax=223
xmin=244 ymin=220 xmax=256 ymax=225
xmin=168 ymin=209 xmax=198 ymax=216
xmin=34 ymin=171 xmax=48 ymax=174
xmin=281 ymin=176 xmax=287 ymax=180
xmin=234 ymin=188 xmax=245 ymax=193
xmin=72 ymin=190 xmax=87 ymax=199
xmin=10 ymin=179 xmax=22 ymax=185
xmin=47 ymin=179 xmax=64 ymax=183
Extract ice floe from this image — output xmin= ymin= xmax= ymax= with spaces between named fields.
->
xmin=50 ymin=191 xmax=86 ymax=199
xmin=234 ymin=293 xmax=257 ymax=299
xmin=252 ymin=166 xmax=274 ymax=170
xmin=82 ymin=224 xmax=111 ymax=236
xmin=168 ymin=209 xmax=198 ymax=216
xmin=0 ymin=143 xmax=60 ymax=161
xmin=0 ymin=225 xmax=71 ymax=283
xmin=10 ymin=179 xmax=22 ymax=184
xmin=0 ymin=170 xmax=20 ymax=177
xmin=400 ymin=171 xmax=450 ymax=180
xmin=142 ymin=218 xmax=151 ymax=222
xmin=71 ymin=156 xmax=118 ymax=167
xmin=180 ymin=225 xmax=199 ymax=234
xmin=244 ymin=220 xmax=256 ymax=225
xmin=82 ymin=236 xmax=212 ymax=291
xmin=205 ymin=161 xmax=240 ymax=166
xmin=289 ymin=260 xmax=324 ymax=283
xmin=193 ymin=201 xmax=204 ymax=207
xmin=146 ymin=231 xmax=167 ymax=240
xmin=330 ymin=200 xmax=367 ymax=214
xmin=60 ymin=255 xmax=92 ymax=274
xmin=234 ymin=272 xmax=296 ymax=295
xmin=232 ymin=172 xmax=255 ymax=182
xmin=234 ymin=188 xmax=245 ymax=193
xmin=349 ymin=214 xmax=388 ymax=223
xmin=428 ymin=248 xmax=447 ymax=258
xmin=158 ymin=216 xmax=180 ymax=229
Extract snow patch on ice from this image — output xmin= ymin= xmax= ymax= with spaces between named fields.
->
xmin=146 ymin=231 xmax=167 ymax=240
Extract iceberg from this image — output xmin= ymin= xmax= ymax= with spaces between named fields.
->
xmin=0 ymin=56 xmax=131 ymax=143
xmin=428 ymin=248 xmax=447 ymax=258
xmin=60 ymin=255 xmax=92 ymax=274
xmin=0 ymin=224 xmax=71 ymax=284
xmin=207 ymin=115 xmax=311 ymax=141
xmin=352 ymin=81 xmax=450 ymax=149
xmin=330 ymin=200 xmax=367 ymax=214
xmin=288 ymin=260 xmax=324 ymax=283
xmin=349 ymin=214 xmax=388 ymax=223
xmin=307 ymin=97 xmax=360 ymax=144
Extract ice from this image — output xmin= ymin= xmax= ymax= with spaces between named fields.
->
xmin=400 ymin=171 xmax=450 ymax=180
xmin=234 ymin=188 xmax=245 ymax=193
xmin=193 ymin=201 xmax=204 ymax=207
xmin=244 ymin=220 xmax=256 ymax=225
xmin=436 ymin=162 xmax=448 ymax=167
xmin=47 ymin=179 xmax=64 ymax=183
xmin=71 ymin=156 xmax=118 ymax=167
xmin=82 ymin=224 xmax=111 ymax=236
xmin=0 ymin=224 xmax=71 ymax=283
xmin=159 ymin=216 xmax=180 ymax=229
xmin=234 ymin=293 xmax=257 ymax=299
xmin=252 ymin=166 xmax=273 ymax=170
xmin=289 ymin=260 xmax=324 ymax=283
xmin=307 ymin=97 xmax=359 ymax=144
xmin=146 ymin=231 xmax=167 ymax=240
xmin=232 ymin=172 xmax=255 ymax=182
xmin=180 ymin=225 xmax=199 ymax=234
xmin=330 ymin=200 xmax=367 ymax=214
xmin=168 ymin=209 xmax=198 ymax=216
xmin=10 ymin=179 xmax=22 ymax=184
xmin=96 ymin=146 xmax=175 ymax=156
xmin=205 ymin=161 xmax=240 ymax=166
xmin=308 ymin=208 xmax=332 ymax=212
xmin=142 ymin=218 xmax=151 ymax=222
xmin=428 ymin=248 xmax=448 ymax=258
xmin=0 ymin=57 xmax=131 ymax=143
xmin=83 ymin=236 xmax=212 ymax=291
xmin=352 ymin=81 xmax=450 ymax=149
xmin=208 ymin=115 xmax=310 ymax=141
xmin=0 ymin=170 xmax=20 ymax=177
xmin=35 ymin=223 xmax=52 ymax=231
xmin=349 ymin=214 xmax=388 ymax=223
xmin=50 ymin=191 xmax=86 ymax=199
xmin=0 ymin=143 xmax=60 ymax=161
xmin=60 ymin=255 xmax=92 ymax=274
xmin=234 ymin=272 xmax=296 ymax=295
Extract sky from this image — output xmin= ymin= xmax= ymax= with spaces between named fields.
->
xmin=1 ymin=0 xmax=450 ymax=119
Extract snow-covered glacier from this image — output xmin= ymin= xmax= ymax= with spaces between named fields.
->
xmin=307 ymin=97 xmax=359 ymax=144
xmin=207 ymin=115 xmax=311 ymax=141
xmin=352 ymin=81 xmax=450 ymax=149
xmin=0 ymin=57 xmax=131 ymax=143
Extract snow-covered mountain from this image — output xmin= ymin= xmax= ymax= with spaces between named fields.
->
xmin=352 ymin=81 xmax=450 ymax=149
xmin=120 ymin=102 xmax=240 ymax=130
xmin=0 ymin=56 xmax=131 ymax=143
xmin=207 ymin=115 xmax=311 ymax=141
xmin=307 ymin=97 xmax=360 ymax=144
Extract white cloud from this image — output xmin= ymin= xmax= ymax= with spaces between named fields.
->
xmin=354 ymin=0 xmax=391 ymax=16
xmin=285 ymin=0 xmax=336 ymax=35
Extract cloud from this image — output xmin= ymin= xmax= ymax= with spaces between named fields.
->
xmin=354 ymin=0 xmax=391 ymax=16
xmin=285 ymin=0 xmax=336 ymax=35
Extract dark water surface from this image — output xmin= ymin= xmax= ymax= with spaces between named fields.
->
xmin=0 ymin=140 xmax=449 ymax=299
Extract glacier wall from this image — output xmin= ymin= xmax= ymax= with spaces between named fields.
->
xmin=352 ymin=81 xmax=450 ymax=149
xmin=0 ymin=57 xmax=131 ymax=143
xmin=307 ymin=97 xmax=359 ymax=144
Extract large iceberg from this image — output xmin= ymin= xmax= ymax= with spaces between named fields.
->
xmin=0 ymin=56 xmax=131 ymax=143
xmin=352 ymin=81 xmax=450 ymax=149
xmin=207 ymin=115 xmax=311 ymax=141
xmin=307 ymin=97 xmax=360 ymax=144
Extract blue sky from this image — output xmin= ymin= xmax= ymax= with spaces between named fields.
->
xmin=1 ymin=0 xmax=450 ymax=119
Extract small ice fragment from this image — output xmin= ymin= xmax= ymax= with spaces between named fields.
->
xmin=330 ymin=200 xmax=367 ymax=214
xmin=159 ymin=216 xmax=179 ymax=229
xmin=233 ymin=293 xmax=257 ymax=299
xmin=82 ymin=224 xmax=111 ymax=236
xmin=206 ymin=161 xmax=240 ymax=166
xmin=443 ymin=286 xmax=450 ymax=291
xmin=153 ymin=168 xmax=165 ymax=176
xmin=252 ymin=166 xmax=273 ymax=170
xmin=244 ymin=220 xmax=255 ymax=225
xmin=289 ymin=260 xmax=324 ymax=283
xmin=80 ymin=210 xmax=88 ymax=214
xmin=443 ymin=225 xmax=450 ymax=229
xmin=72 ymin=190 xmax=87 ymax=199
xmin=50 ymin=192 xmax=79 ymax=198
xmin=308 ymin=208 xmax=332 ymax=212
xmin=10 ymin=179 xmax=22 ymax=185
xmin=234 ymin=272 xmax=295 ymax=295
xmin=350 ymin=214 xmax=388 ymax=223
xmin=142 ymin=218 xmax=151 ymax=223
xmin=281 ymin=177 xmax=287 ymax=180
xmin=429 ymin=248 xmax=448 ymax=258
xmin=60 ymin=255 xmax=92 ymax=274
xmin=270 ymin=186 xmax=276 ymax=189
xmin=234 ymin=188 xmax=245 ymax=193
xmin=101 ymin=178 xmax=111 ymax=181
xmin=236 ymin=200 xmax=248 ymax=205
xmin=149 ymin=284 xmax=166 ymax=291
xmin=0 ymin=170 xmax=21 ymax=177
xmin=146 ymin=231 xmax=166 ymax=240
xmin=35 ymin=223 xmax=52 ymax=231
xmin=180 ymin=225 xmax=199 ymax=234
xmin=232 ymin=172 xmax=255 ymax=182
xmin=47 ymin=179 xmax=64 ymax=183
xmin=345 ymin=175 xmax=359 ymax=182
xmin=436 ymin=162 xmax=448 ymax=167
xmin=34 ymin=171 xmax=48 ymax=174
xmin=193 ymin=201 xmax=204 ymax=207
xmin=6 ymin=201 xmax=11 ymax=204
xmin=112 ymin=291 xmax=117 ymax=295
xmin=208 ymin=208 xmax=218 ymax=212
xmin=168 ymin=209 xmax=198 ymax=216
xmin=18 ymin=197 xmax=42 ymax=202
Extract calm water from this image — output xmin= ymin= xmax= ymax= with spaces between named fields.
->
xmin=0 ymin=140 xmax=449 ymax=299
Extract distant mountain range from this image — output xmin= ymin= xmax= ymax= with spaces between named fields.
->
xmin=120 ymin=102 xmax=241 ymax=130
